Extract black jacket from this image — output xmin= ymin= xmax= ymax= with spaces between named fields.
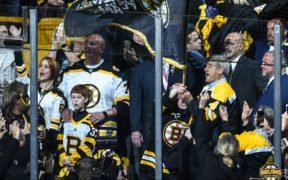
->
xmin=5 ymin=134 xmax=30 ymax=180
xmin=228 ymin=55 xmax=267 ymax=109
xmin=0 ymin=135 xmax=20 ymax=179
xmin=129 ymin=59 xmax=195 ymax=149
xmin=195 ymin=109 xmax=243 ymax=180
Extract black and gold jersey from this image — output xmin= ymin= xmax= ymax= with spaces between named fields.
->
xmin=140 ymin=111 xmax=193 ymax=175
xmin=57 ymin=111 xmax=97 ymax=167
xmin=16 ymin=63 xmax=66 ymax=131
xmin=59 ymin=59 xmax=129 ymax=138
xmin=200 ymin=78 xmax=236 ymax=121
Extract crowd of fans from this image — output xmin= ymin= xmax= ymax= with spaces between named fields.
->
xmin=1 ymin=1 xmax=288 ymax=180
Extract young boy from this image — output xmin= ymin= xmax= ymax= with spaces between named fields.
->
xmin=57 ymin=84 xmax=97 ymax=173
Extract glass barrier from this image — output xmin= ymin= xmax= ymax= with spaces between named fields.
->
xmin=0 ymin=1 xmax=287 ymax=179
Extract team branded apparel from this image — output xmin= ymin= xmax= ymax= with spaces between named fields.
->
xmin=233 ymin=129 xmax=273 ymax=179
xmin=2 ymin=112 xmax=46 ymax=179
xmin=195 ymin=108 xmax=243 ymax=180
xmin=140 ymin=110 xmax=192 ymax=177
xmin=201 ymin=77 xmax=236 ymax=121
xmin=15 ymin=63 xmax=66 ymax=131
xmin=200 ymin=77 xmax=241 ymax=137
xmin=57 ymin=110 xmax=97 ymax=167
xmin=59 ymin=59 xmax=129 ymax=138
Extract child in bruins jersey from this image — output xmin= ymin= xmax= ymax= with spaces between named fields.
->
xmin=57 ymin=84 xmax=97 ymax=175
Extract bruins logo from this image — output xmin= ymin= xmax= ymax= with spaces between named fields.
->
xmin=138 ymin=0 xmax=170 ymax=28
xmin=163 ymin=120 xmax=189 ymax=147
xmin=59 ymin=103 xmax=65 ymax=113
xmin=259 ymin=163 xmax=282 ymax=180
xmin=85 ymin=83 xmax=101 ymax=109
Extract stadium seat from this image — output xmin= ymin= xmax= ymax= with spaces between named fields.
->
xmin=38 ymin=17 xmax=63 ymax=45
xmin=22 ymin=43 xmax=51 ymax=74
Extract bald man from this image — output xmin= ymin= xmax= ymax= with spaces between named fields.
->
xmin=59 ymin=33 xmax=130 ymax=144
xmin=223 ymin=32 xmax=267 ymax=108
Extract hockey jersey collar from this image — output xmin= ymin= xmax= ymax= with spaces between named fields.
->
xmin=207 ymin=77 xmax=227 ymax=89
xmin=79 ymin=59 xmax=105 ymax=73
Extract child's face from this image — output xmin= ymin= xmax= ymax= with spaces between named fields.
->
xmin=71 ymin=93 xmax=88 ymax=111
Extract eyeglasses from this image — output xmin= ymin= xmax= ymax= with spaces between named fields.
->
xmin=20 ymin=93 xmax=29 ymax=107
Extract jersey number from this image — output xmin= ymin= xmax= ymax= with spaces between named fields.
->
xmin=123 ymin=82 xmax=128 ymax=94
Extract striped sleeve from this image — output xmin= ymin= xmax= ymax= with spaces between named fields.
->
xmin=16 ymin=64 xmax=30 ymax=84
xmin=113 ymin=78 xmax=130 ymax=104
xmin=141 ymin=150 xmax=170 ymax=174
xmin=57 ymin=127 xmax=65 ymax=152
xmin=50 ymin=93 xmax=65 ymax=131
xmin=57 ymin=127 xmax=66 ymax=167
xmin=113 ymin=78 xmax=130 ymax=120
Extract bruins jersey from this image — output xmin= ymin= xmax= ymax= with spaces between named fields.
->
xmin=235 ymin=129 xmax=273 ymax=155
xmin=140 ymin=111 xmax=193 ymax=175
xmin=16 ymin=63 xmax=66 ymax=131
xmin=221 ymin=129 xmax=273 ymax=178
xmin=59 ymin=59 xmax=129 ymax=138
xmin=200 ymin=78 xmax=237 ymax=121
xmin=57 ymin=111 xmax=97 ymax=167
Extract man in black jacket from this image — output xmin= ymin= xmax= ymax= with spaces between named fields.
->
xmin=224 ymin=32 xmax=268 ymax=109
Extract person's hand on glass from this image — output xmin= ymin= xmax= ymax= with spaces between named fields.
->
xmin=9 ymin=25 xmax=21 ymax=37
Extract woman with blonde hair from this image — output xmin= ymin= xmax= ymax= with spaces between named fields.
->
xmin=214 ymin=134 xmax=240 ymax=168
xmin=195 ymin=92 xmax=242 ymax=180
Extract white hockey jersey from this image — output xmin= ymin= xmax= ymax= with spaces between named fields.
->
xmin=59 ymin=59 xmax=129 ymax=137
xmin=57 ymin=111 xmax=97 ymax=166
xmin=62 ymin=113 xmax=93 ymax=155
xmin=16 ymin=63 xmax=66 ymax=131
